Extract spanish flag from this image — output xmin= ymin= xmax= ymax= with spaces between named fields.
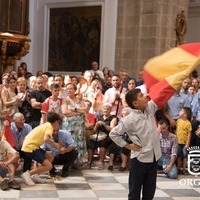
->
xmin=144 ymin=43 xmax=200 ymax=108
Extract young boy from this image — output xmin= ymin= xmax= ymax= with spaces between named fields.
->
xmin=21 ymin=112 xmax=61 ymax=185
xmin=41 ymin=83 xmax=63 ymax=123
xmin=0 ymin=134 xmax=20 ymax=190
xmin=176 ymin=107 xmax=192 ymax=175
xmin=109 ymin=89 xmax=161 ymax=200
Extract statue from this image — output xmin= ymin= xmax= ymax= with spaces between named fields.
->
xmin=175 ymin=11 xmax=187 ymax=46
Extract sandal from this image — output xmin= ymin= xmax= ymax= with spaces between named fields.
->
xmin=182 ymin=170 xmax=189 ymax=175
xmin=98 ymin=163 xmax=104 ymax=170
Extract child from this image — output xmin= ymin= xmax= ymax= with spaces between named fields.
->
xmin=21 ymin=112 xmax=61 ymax=185
xmin=176 ymin=107 xmax=192 ymax=175
xmin=0 ymin=134 xmax=20 ymax=190
xmin=109 ymin=89 xmax=161 ymax=200
xmin=41 ymin=83 xmax=63 ymax=123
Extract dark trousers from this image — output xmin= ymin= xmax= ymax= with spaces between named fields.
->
xmin=18 ymin=149 xmax=32 ymax=172
xmin=53 ymin=149 xmax=78 ymax=171
xmin=128 ymin=157 xmax=157 ymax=200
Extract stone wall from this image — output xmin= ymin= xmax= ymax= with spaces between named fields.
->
xmin=115 ymin=0 xmax=188 ymax=79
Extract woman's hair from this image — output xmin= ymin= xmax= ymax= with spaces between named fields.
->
xmin=91 ymin=79 xmax=102 ymax=90
xmin=66 ymin=83 xmax=77 ymax=91
xmin=7 ymin=76 xmax=17 ymax=83
xmin=17 ymin=77 xmax=27 ymax=85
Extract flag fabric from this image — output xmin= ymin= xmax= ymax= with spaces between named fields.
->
xmin=143 ymin=43 xmax=200 ymax=108
xmin=1 ymin=114 xmax=16 ymax=148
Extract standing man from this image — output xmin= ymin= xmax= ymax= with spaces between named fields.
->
xmin=157 ymin=120 xmax=178 ymax=179
xmin=109 ymin=89 xmax=161 ymax=200
xmin=29 ymin=76 xmax=52 ymax=128
xmin=90 ymin=61 xmax=104 ymax=81
xmin=103 ymin=74 xmax=127 ymax=118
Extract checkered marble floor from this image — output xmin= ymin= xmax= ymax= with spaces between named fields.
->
xmin=0 ymin=164 xmax=200 ymax=200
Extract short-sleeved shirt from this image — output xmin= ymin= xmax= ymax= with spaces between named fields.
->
xmin=22 ymin=122 xmax=53 ymax=152
xmin=29 ymin=89 xmax=52 ymax=121
xmin=176 ymin=119 xmax=192 ymax=144
xmin=0 ymin=141 xmax=17 ymax=161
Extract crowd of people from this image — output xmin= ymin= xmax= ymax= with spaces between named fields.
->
xmin=0 ymin=61 xmax=200 ymax=199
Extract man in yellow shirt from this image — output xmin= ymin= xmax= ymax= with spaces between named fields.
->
xmin=21 ymin=112 xmax=61 ymax=185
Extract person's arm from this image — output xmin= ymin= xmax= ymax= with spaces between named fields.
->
xmin=164 ymin=155 xmax=177 ymax=173
xmin=1 ymin=89 xmax=18 ymax=107
xmin=109 ymin=120 xmax=141 ymax=151
xmin=185 ymin=131 xmax=191 ymax=149
xmin=59 ymin=146 xmax=75 ymax=154
xmin=162 ymin=104 xmax=176 ymax=128
xmin=30 ymin=98 xmax=42 ymax=109
xmin=102 ymin=117 xmax=118 ymax=132
xmin=2 ymin=152 xmax=19 ymax=167
xmin=43 ymin=134 xmax=60 ymax=149
xmin=75 ymin=100 xmax=87 ymax=114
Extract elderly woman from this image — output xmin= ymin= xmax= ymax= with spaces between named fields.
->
xmin=87 ymin=103 xmax=118 ymax=169
xmin=61 ymin=83 xmax=87 ymax=166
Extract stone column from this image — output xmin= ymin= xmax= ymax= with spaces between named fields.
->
xmin=115 ymin=0 xmax=188 ymax=79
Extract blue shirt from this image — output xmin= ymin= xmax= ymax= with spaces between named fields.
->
xmin=41 ymin=129 xmax=75 ymax=157
xmin=191 ymin=91 xmax=200 ymax=121
xmin=10 ymin=122 xmax=32 ymax=150
xmin=166 ymin=92 xmax=191 ymax=120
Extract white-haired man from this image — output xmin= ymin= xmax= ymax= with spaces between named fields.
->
xmin=3 ymin=112 xmax=32 ymax=172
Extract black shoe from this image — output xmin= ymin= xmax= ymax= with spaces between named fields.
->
xmin=61 ymin=170 xmax=69 ymax=177
xmin=49 ymin=170 xmax=59 ymax=177
xmin=119 ymin=166 xmax=126 ymax=172
xmin=0 ymin=180 xmax=9 ymax=190
xmin=108 ymin=165 xmax=113 ymax=171
xmin=8 ymin=180 xmax=21 ymax=190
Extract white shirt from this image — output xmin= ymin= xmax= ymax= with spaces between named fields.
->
xmin=109 ymin=100 xmax=161 ymax=163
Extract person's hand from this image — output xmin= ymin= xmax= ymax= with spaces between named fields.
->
xmin=195 ymin=126 xmax=200 ymax=137
xmin=59 ymin=147 xmax=66 ymax=154
xmin=128 ymin=143 xmax=142 ymax=151
xmin=169 ymin=119 xmax=176 ymax=127
xmin=0 ymin=162 xmax=8 ymax=171
xmin=3 ymin=120 xmax=10 ymax=127
xmin=164 ymin=164 xmax=172 ymax=173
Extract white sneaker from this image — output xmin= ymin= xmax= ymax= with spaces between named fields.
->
xmin=21 ymin=171 xmax=35 ymax=185
xmin=31 ymin=174 xmax=46 ymax=184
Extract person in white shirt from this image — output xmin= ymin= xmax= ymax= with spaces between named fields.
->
xmin=109 ymin=88 xmax=161 ymax=200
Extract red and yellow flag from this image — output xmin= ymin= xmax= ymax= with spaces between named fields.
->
xmin=144 ymin=43 xmax=200 ymax=108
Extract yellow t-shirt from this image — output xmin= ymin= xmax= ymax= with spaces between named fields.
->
xmin=22 ymin=122 xmax=53 ymax=152
xmin=176 ymin=119 xmax=192 ymax=144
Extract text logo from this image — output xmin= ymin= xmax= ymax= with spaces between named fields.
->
xmin=187 ymin=146 xmax=200 ymax=177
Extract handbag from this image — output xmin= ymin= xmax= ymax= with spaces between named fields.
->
xmin=90 ymin=132 xmax=107 ymax=141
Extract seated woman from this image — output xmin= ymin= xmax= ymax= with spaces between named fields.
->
xmin=87 ymin=103 xmax=118 ymax=169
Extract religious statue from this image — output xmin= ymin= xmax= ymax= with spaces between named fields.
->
xmin=175 ymin=11 xmax=187 ymax=46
